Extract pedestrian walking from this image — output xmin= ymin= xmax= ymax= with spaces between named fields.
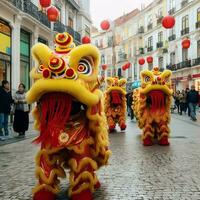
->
xmin=185 ymin=88 xmax=190 ymax=116
xmin=179 ymin=90 xmax=187 ymax=115
xmin=0 ymin=80 xmax=13 ymax=140
xmin=187 ymin=85 xmax=199 ymax=121
xmin=174 ymin=90 xmax=181 ymax=114
xmin=13 ymin=83 xmax=29 ymax=137
xmin=128 ymin=91 xmax=134 ymax=120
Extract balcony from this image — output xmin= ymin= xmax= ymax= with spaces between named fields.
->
xmin=181 ymin=0 xmax=188 ymax=8
xmin=168 ymin=8 xmax=175 ymax=15
xmin=181 ymin=27 xmax=189 ymax=36
xmin=147 ymin=46 xmax=153 ymax=52
xmin=8 ymin=0 xmax=51 ymax=28
xmin=157 ymin=41 xmax=163 ymax=48
xmin=138 ymin=26 xmax=144 ymax=34
xmin=118 ymin=53 xmax=128 ymax=62
xmin=162 ymin=48 xmax=168 ymax=54
xmin=168 ymin=34 xmax=176 ymax=41
xmin=196 ymin=21 xmax=200 ymax=29
xmin=192 ymin=57 xmax=200 ymax=66
xmin=139 ymin=47 xmax=144 ymax=54
xmin=54 ymin=21 xmax=66 ymax=33
xmin=166 ymin=59 xmax=192 ymax=71
xmin=147 ymin=23 xmax=153 ymax=31
xmin=157 ymin=16 xmax=163 ymax=25
xmin=8 ymin=0 xmax=22 ymax=10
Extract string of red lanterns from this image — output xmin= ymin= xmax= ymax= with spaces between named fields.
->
xmin=146 ymin=56 xmax=153 ymax=64
xmin=102 ymin=64 xmax=108 ymax=70
xmin=138 ymin=58 xmax=145 ymax=65
xmin=39 ymin=0 xmax=59 ymax=22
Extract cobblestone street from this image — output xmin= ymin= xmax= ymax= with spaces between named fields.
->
xmin=0 ymin=114 xmax=200 ymax=200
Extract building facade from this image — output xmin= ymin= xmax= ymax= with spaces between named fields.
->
xmin=91 ymin=0 xmax=200 ymax=92
xmin=0 ymin=0 xmax=91 ymax=91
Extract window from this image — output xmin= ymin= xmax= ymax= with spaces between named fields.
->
xmin=182 ymin=15 xmax=189 ymax=30
xmin=20 ymin=29 xmax=30 ymax=88
xmin=38 ymin=37 xmax=48 ymax=45
xmin=85 ymin=25 xmax=90 ymax=36
xmin=148 ymin=15 xmax=153 ymax=24
xmin=197 ymin=40 xmax=200 ymax=57
xmin=158 ymin=57 xmax=163 ymax=69
xmin=148 ymin=36 xmax=153 ymax=47
xmin=182 ymin=49 xmax=188 ymax=61
xmin=158 ymin=31 xmax=163 ymax=42
xmin=169 ymin=27 xmax=175 ymax=36
xmin=170 ymin=0 xmax=175 ymax=9
xmin=158 ymin=8 xmax=163 ymax=17
xmin=101 ymin=54 xmax=105 ymax=64
xmin=170 ymin=52 xmax=176 ymax=65
xmin=68 ymin=17 xmax=73 ymax=28
xmin=197 ymin=8 xmax=200 ymax=22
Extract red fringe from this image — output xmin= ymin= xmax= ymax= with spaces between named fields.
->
xmin=111 ymin=90 xmax=121 ymax=105
xmin=149 ymin=90 xmax=165 ymax=113
xmin=33 ymin=93 xmax=72 ymax=146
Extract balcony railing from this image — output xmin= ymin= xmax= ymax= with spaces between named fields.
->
xmin=168 ymin=34 xmax=176 ymax=41
xmin=196 ymin=21 xmax=200 ymax=29
xmin=8 ymin=0 xmax=51 ymax=28
xmin=147 ymin=46 xmax=153 ymax=52
xmin=181 ymin=0 xmax=188 ymax=8
xmin=166 ymin=59 xmax=197 ymax=71
xmin=168 ymin=8 xmax=175 ymax=15
xmin=157 ymin=41 xmax=163 ymax=48
xmin=162 ymin=48 xmax=168 ymax=54
xmin=157 ymin=16 xmax=163 ymax=25
xmin=147 ymin=23 xmax=153 ymax=31
xmin=139 ymin=47 xmax=144 ymax=54
xmin=181 ymin=27 xmax=189 ymax=36
xmin=54 ymin=21 xmax=66 ymax=33
xmin=138 ymin=26 xmax=144 ymax=34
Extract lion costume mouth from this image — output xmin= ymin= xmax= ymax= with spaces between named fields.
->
xmin=34 ymin=92 xmax=87 ymax=146
xmin=147 ymin=90 xmax=165 ymax=112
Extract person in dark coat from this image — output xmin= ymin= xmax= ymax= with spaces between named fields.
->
xmin=13 ymin=83 xmax=29 ymax=137
xmin=0 ymin=80 xmax=13 ymax=139
xmin=187 ymin=85 xmax=199 ymax=121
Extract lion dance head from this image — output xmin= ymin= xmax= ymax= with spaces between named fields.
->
xmin=132 ymin=67 xmax=173 ymax=146
xmin=26 ymin=32 xmax=111 ymax=200
xmin=104 ymin=76 xmax=127 ymax=132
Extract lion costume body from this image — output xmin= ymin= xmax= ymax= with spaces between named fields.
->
xmin=104 ymin=77 xmax=127 ymax=132
xmin=26 ymin=32 xmax=111 ymax=200
xmin=132 ymin=67 xmax=172 ymax=146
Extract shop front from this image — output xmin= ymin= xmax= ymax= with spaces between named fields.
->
xmin=0 ymin=19 xmax=11 ymax=83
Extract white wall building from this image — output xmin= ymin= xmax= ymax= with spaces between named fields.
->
xmin=0 ymin=0 xmax=91 ymax=91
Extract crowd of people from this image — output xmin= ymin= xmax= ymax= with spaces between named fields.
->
xmin=0 ymin=79 xmax=199 ymax=141
xmin=173 ymin=85 xmax=200 ymax=121
xmin=0 ymin=80 xmax=29 ymax=141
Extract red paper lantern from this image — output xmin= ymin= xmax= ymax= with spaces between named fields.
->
xmin=122 ymin=65 xmax=126 ymax=71
xmin=100 ymin=20 xmax=110 ymax=30
xmin=138 ymin=58 xmax=145 ymax=65
xmin=162 ymin=15 xmax=175 ymax=29
xmin=182 ymin=39 xmax=190 ymax=49
xmin=82 ymin=36 xmax=91 ymax=44
xmin=146 ymin=56 xmax=153 ymax=64
xmin=102 ymin=64 xmax=107 ymax=70
xmin=39 ymin=0 xmax=51 ymax=8
xmin=47 ymin=6 xmax=59 ymax=22
xmin=125 ymin=62 xmax=131 ymax=69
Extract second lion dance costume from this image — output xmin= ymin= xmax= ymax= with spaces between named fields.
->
xmin=26 ymin=32 xmax=111 ymax=200
xmin=132 ymin=67 xmax=173 ymax=146
xmin=104 ymin=77 xmax=127 ymax=132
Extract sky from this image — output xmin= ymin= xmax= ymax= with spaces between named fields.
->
xmin=90 ymin=0 xmax=154 ymax=28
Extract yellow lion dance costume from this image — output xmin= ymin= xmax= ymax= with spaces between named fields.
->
xmin=132 ymin=67 xmax=172 ymax=146
xmin=104 ymin=77 xmax=127 ymax=132
xmin=26 ymin=32 xmax=111 ymax=200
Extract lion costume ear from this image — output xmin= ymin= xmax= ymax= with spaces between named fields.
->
xmin=118 ymin=78 xmax=127 ymax=87
xmin=106 ymin=77 xmax=113 ymax=86
xmin=161 ymin=70 xmax=172 ymax=84
xmin=140 ymin=70 xmax=154 ymax=84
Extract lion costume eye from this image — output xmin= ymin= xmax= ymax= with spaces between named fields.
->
xmin=77 ymin=58 xmax=92 ymax=75
xmin=144 ymin=76 xmax=151 ymax=82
